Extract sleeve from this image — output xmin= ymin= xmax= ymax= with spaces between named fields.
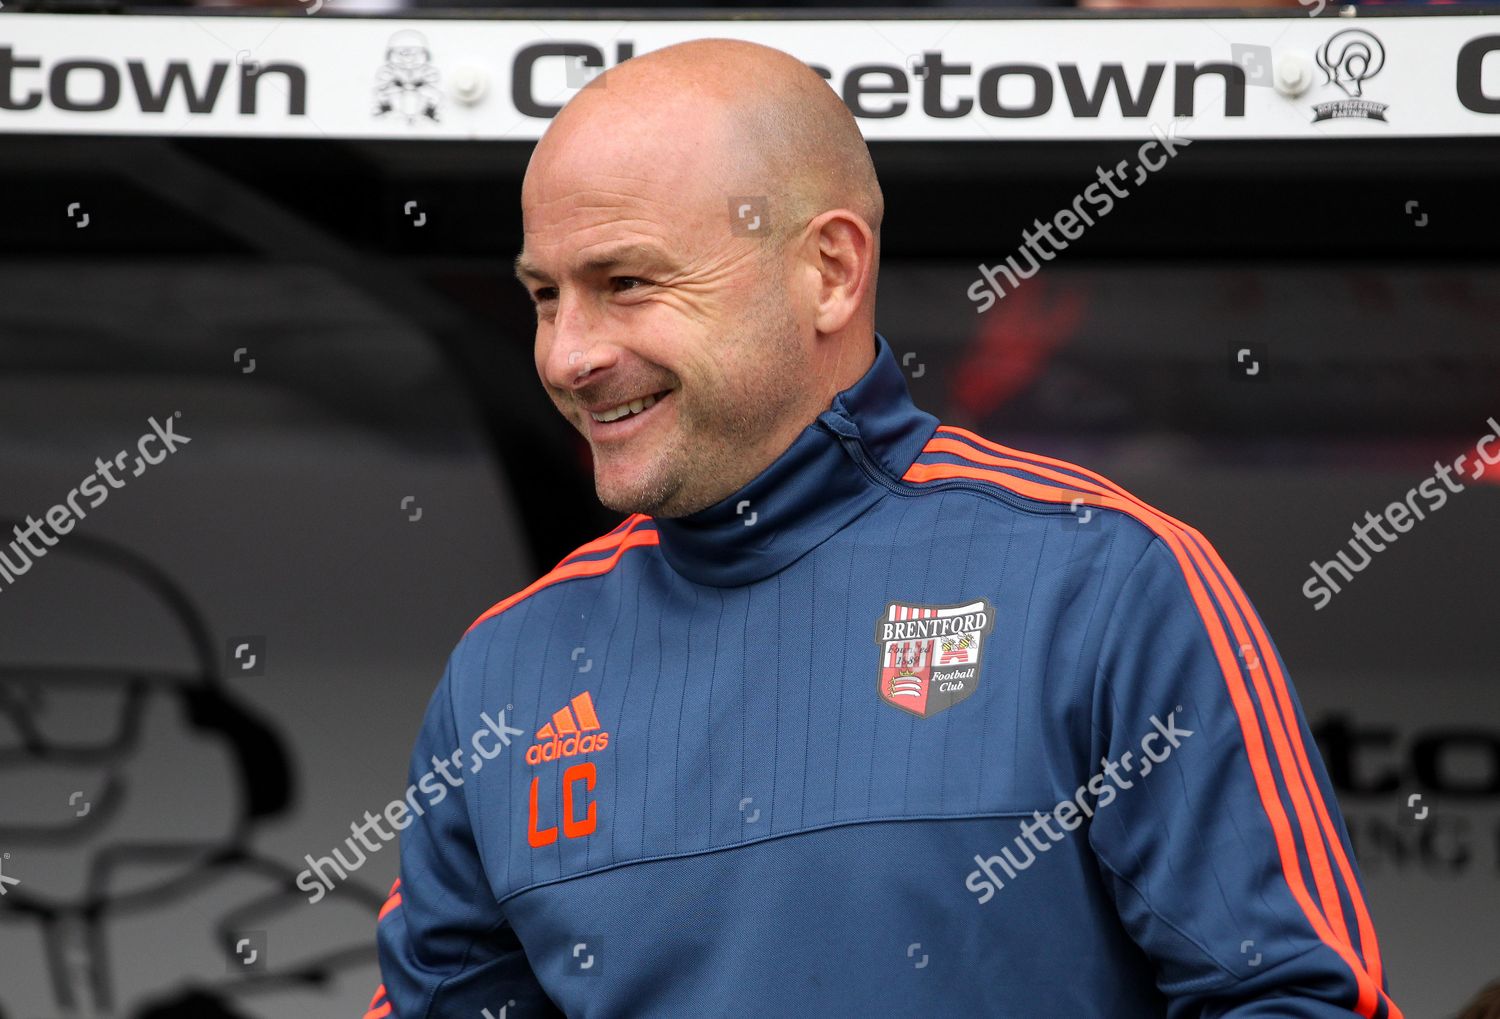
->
xmin=367 ymin=649 xmax=560 ymax=1019
xmin=1087 ymin=533 xmax=1401 ymax=1019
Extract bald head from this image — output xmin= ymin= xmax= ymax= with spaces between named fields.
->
xmin=548 ymin=38 xmax=883 ymax=249
xmin=517 ymin=39 xmax=884 ymax=518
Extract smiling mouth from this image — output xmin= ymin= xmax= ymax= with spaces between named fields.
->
xmin=589 ymin=389 xmax=673 ymax=424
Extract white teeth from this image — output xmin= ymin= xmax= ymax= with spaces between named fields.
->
xmin=591 ymin=391 xmax=660 ymax=423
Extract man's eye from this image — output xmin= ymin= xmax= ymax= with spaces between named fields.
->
xmin=613 ymin=277 xmax=650 ymax=293
xmin=532 ymin=287 xmax=558 ymax=304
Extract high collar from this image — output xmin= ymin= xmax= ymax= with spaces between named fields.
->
xmin=652 ymin=332 xmax=938 ymax=588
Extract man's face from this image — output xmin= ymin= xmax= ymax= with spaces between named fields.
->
xmin=517 ymin=103 xmax=812 ymax=518
xmin=391 ymin=46 xmax=426 ymax=70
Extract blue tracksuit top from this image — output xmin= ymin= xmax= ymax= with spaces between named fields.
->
xmin=370 ymin=332 xmax=1398 ymax=1019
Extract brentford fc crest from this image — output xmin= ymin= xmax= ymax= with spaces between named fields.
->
xmin=874 ymin=599 xmax=995 ymax=718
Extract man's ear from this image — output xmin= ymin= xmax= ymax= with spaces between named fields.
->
xmin=802 ymin=210 xmax=875 ymax=336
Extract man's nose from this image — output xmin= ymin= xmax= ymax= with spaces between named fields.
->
xmin=544 ymin=295 xmax=617 ymax=391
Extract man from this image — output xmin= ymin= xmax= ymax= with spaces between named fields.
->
xmin=370 ymin=38 xmax=1399 ymax=1017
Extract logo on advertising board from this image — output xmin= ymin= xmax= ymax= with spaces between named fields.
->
xmin=1312 ymin=30 xmax=1389 ymax=123
xmin=374 ymin=30 xmax=442 ymax=125
xmin=875 ymin=599 xmax=994 ymax=719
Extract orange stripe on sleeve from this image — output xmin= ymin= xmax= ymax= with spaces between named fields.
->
xmin=467 ymin=517 xmax=659 ymax=634
xmin=547 ymin=514 xmax=644 ymax=573
xmin=929 ymin=425 xmax=1389 ymax=991
xmin=377 ymin=889 xmax=402 ymax=922
xmin=1185 ymin=527 xmax=1386 ymax=991
xmin=377 ymin=877 xmax=402 ymax=922
xmin=363 ymin=983 xmax=392 ymax=1019
xmin=903 ymin=443 xmax=1395 ymax=1018
xmin=915 ymin=435 xmax=1355 ymax=949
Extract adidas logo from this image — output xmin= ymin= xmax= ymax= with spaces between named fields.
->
xmin=525 ymin=691 xmax=610 ymax=766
